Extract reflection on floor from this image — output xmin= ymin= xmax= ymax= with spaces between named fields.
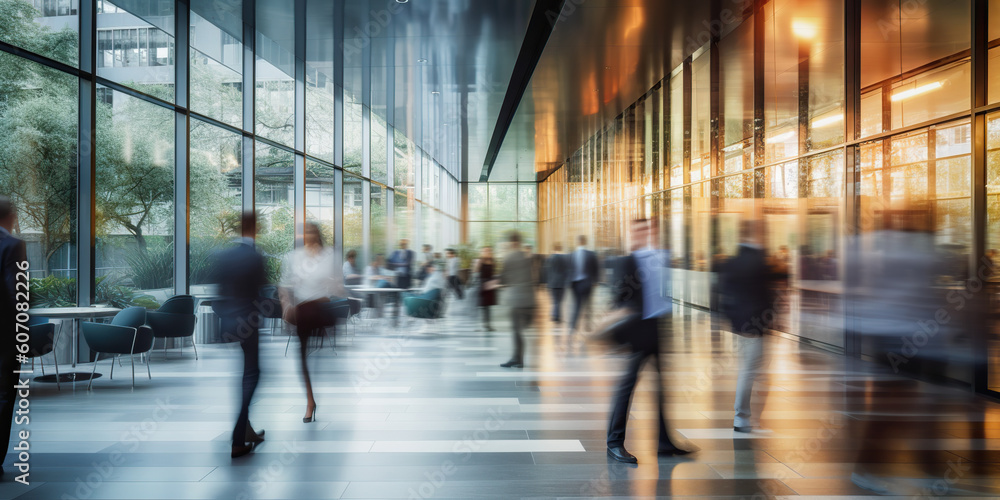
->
xmin=3 ymin=298 xmax=1000 ymax=499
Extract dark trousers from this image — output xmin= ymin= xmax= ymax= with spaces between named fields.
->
xmin=509 ymin=307 xmax=532 ymax=362
xmin=548 ymin=287 xmax=565 ymax=322
xmin=570 ymin=281 xmax=592 ymax=332
xmin=607 ymin=318 xmax=671 ymax=448
xmin=230 ymin=315 xmax=260 ymax=444
xmin=481 ymin=306 xmax=492 ymax=329
xmin=1 ymin=353 xmax=17 ymax=465
xmin=397 ymin=274 xmax=412 ymax=290
xmin=448 ymin=276 xmax=464 ymax=300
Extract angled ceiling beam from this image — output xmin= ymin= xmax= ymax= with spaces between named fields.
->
xmin=479 ymin=0 xmax=566 ymax=182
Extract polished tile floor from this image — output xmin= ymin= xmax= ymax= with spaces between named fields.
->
xmin=3 ymin=294 xmax=1000 ymax=499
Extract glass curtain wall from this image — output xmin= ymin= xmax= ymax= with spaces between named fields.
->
xmin=466 ymin=182 xmax=538 ymax=251
xmin=539 ymin=0 xmax=998 ymax=394
xmin=0 ymin=0 xmax=460 ymax=314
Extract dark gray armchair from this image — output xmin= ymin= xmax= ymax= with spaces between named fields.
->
xmin=148 ymin=294 xmax=197 ymax=360
xmin=26 ymin=316 xmax=60 ymax=390
xmin=82 ymin=307 xmax=154 ymax=389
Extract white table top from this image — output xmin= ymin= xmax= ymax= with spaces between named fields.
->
xmin=349 ymin=287 xmax=412 ymax=293
xmin=29 ymin=306 xmax=122 ymax=317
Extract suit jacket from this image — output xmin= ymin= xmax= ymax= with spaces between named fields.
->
xmin=500 ymin=250 xmax=536 ymax=309
xmin=544 ymin=253 xmax=569 ymax=289
xmin=609 ymin=253 xmax=666 ymax=353
xmin=210 ymin=240 xmax=269 ymax=321
xmin=0 ymin=227 xmax=27 ymax=327
xmin=389 ymin=249 xmax=415 ymax=277
xmin=570 ymin=248 xmax=600 ymax=288
xmin=718 ymin=244 xmax=776 ymax=337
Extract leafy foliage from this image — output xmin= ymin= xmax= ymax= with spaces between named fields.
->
xmin=124 ymin=241 xmax=173 ymax=290
xmin=30 ymin=275 xmax=76 ymax=308
xmin=29 ymin=275 xmax=159 ymax=310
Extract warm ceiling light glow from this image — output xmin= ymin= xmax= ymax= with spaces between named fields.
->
xmin=811 ymin=113 xmax=844 ymax=128
xmin=891 ymin=81 xmax=943 ymax=101
xmin=792 ymin=20 xmax=816 ymax=39
xmin=768 ymin=131 xmax=795 ymax=143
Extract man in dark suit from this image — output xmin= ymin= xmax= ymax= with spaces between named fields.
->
xmin=544 ymin=243 xmax=569 ymax=323
xmin=500 ymin=232 xmax=535 ymax=368
xmin=388 ymin=239 xmax=416 ymax=289
xmin=718 ymin=220 xmax=778 ymax=433
xmin=0 ymin=196 xmax=27 ymax=478
xmin=607 ymin=218 xmax=691 ymax=464
xmin=211 ymin=212 xmax=269 ymax=458
xmin=569 ymin=235 xmax=599 ymax=335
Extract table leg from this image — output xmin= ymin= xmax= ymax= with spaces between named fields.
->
xmin=393 ymin=291 xmax=400 ymax=328
xmin=72 ymin=317 xmax=79 ymax=367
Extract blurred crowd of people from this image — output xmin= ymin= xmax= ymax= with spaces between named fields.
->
xmin=4 ymin=194 xmax=995 ymax=496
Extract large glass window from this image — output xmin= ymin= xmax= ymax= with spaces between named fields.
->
xmin=97 ymin=1 xmax=175 ymax=102
xmin=394 ymin=129 xmax=414 ymax=190
xmin=255 ymin=143 xmax=293 ymax=282
xmin=255 ymin=0 xmax=295 ymax=146
xmin=690 ymin=49 xmax=711 ymax=182
xmin=371 ymin=113 xmax=388 ymax=184
xmin=393 ymin=188 xmax=412 ymax=244
xmin=305 ymin=161 xmax=336 ymax=246
xmin=669 ymin=69 xmax=684 ymax=187
xmin=189 ymin=119 xmax=241 ymax=286
xmin=343 ymin=64 xmax=363 ymax=175
xmin=306 ymin=0 xmax=335 ymax=162
xmin=518 ymin=184 xmax=537 ymax=222
xmin=0 ymin=0 xmax=79 ymax=67
xmin=860 ymin=0 xmax=971 ymax=135
xmin=0 ymin=52 xmax=78 ymax=301
xmin=488 ymin=184 xmax=517 ymax=221
xmin=343 ymin=174 xmax=364 ymax=257
xmin=190 ymin=7 xmax=242 ymax=128
xmin=96 ymin=87 xmax=174 ymax=304
xmin=370 ymin=184 xmax=387 ymax=260
xmin=987 ymin=111 xmax=1000 ymax=391
xmin=719 ymin=18 xmax=754 ymax=175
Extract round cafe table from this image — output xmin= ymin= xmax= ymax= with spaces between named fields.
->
xmin=27 ymin=306 xmax=121 ymax=383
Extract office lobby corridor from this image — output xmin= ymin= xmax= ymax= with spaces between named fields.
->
xmin=3 ymin=301 xmax=999 ymax=500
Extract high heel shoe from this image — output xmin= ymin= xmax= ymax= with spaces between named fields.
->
xmin=303 ymin=405 xmax=317 ymax=423
xmin=246 ymin=423 xmax=265 ymax=444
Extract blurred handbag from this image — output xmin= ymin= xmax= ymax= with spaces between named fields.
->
xmin=584 ymin=307 xmax=641 ymax=346
xmin=483 ymin=278 xmax=501 ymax=291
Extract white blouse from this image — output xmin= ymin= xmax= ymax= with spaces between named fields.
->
xmin=282 ymin=246 xmax=347 ymax=305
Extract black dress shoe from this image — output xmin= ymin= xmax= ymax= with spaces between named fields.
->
xmin=500 ymin=360 xmax=523 ymax=368
xmin=734 ymin=425 xmax=753 ymax=433
xmin=657 ymin=444 xmax=695 ymax=456
xmin=231 ymin=443 xmax=255 ymax=458
xmin=607 ymin=446 xmax=637 ymax=464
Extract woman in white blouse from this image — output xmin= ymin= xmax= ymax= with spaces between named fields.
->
xmin=279 ymin=222 xmax=347 ymax=423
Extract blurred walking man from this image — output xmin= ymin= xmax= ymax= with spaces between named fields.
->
xmin=211 ymin=211 xmax=269 ymax=458
xmin=544 ymin=243 xmax=569 ymax=324
xmin=569 ymin=235 xmax=599 ymax=335
xmin=445 ymin=248 xmax=464 ymax=300
xmin=607 ymin=218 xmax=692 ymax=464
xmin=500 ymin=232 xmax=535 ymax=368
xmin=0 ymin=196 xmax=26 ymax=478
xmin=718 ymin=220 xmax=777 ymax=433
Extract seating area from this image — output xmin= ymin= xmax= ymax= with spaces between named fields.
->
xmin=6 ymin=305 xmax=1000 ymax=499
